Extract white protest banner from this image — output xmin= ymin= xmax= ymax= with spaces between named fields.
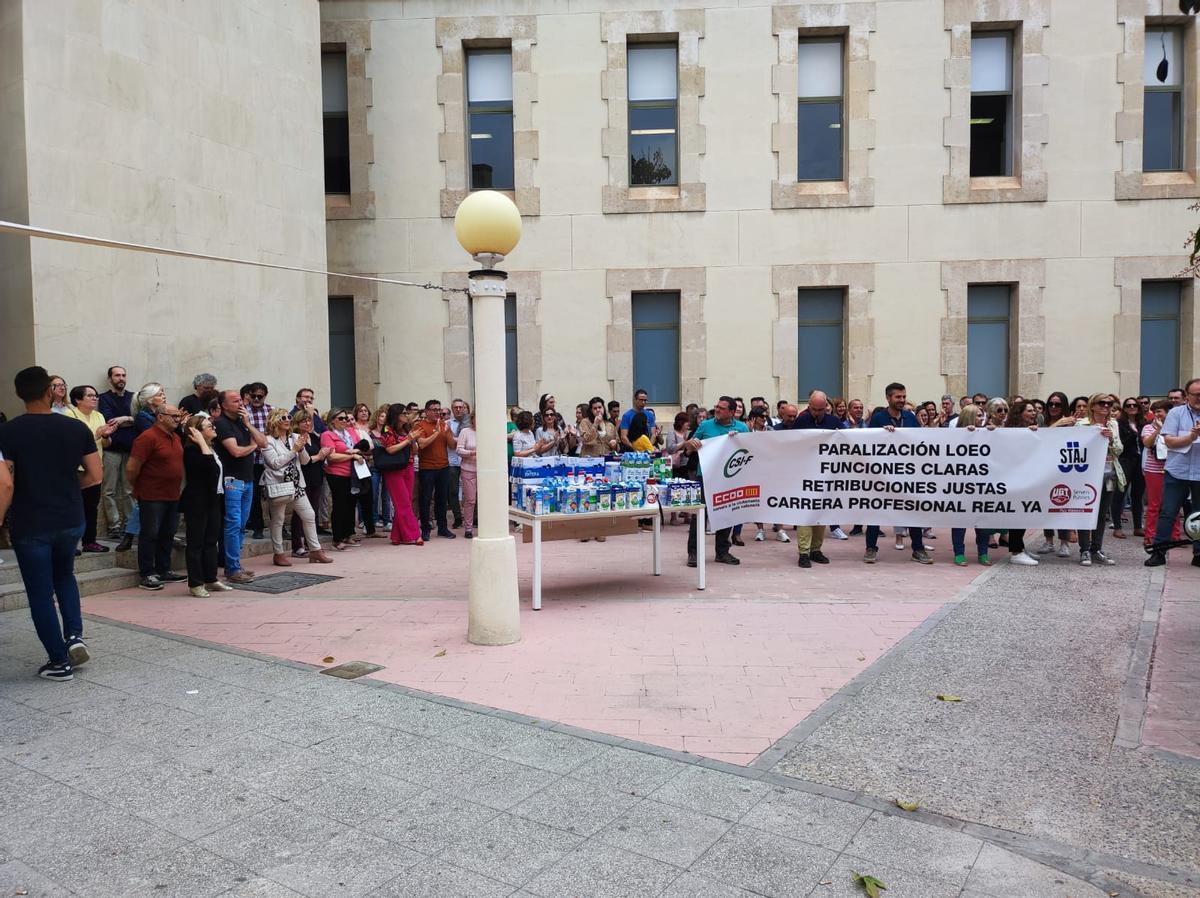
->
xmin=696 ymin=427 xmax=1109 ymax=531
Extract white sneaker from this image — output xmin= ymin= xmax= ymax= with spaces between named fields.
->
xmin=1035 ymin=540 xmax=1054 ymax=554
xmin=1092 ymin=551 xmax=1116 ymax=566
xmin=829 ymin=527 xmax=849 ymax=540
xmin=894 ymin=537 xmax=905 ymax=550
xmin=1010 ymin=551 xmax=1039 ymax=566
xmin=754 ymin=529 xmax=765 ymax=542
xmin=1056 ymin=543 xmax=1071 ymax=558
xmin=776 ymin=530 xmax=791 ymax=543
xmin=1079 ymin=553 xmax=1092 ymax=566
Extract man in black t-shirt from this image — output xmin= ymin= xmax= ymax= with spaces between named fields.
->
xmin=213 ymin=390 xmax=266 ymax=583
xmin=0 ymin=367 xmax=102 ymax=681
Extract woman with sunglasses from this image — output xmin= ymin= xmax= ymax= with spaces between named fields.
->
xmin=1114 ymin=397 xmax=1145 ymax=538
xmin=350 ymin=403 xmax=380 ymax=539
xmin=262 ymin=409 xmax=329 ymax=566
xmin=1073 ymin=393 xmax=1123 ymax=566
xmin=378 ymin=404 xmax=423 ymax=546
xmin=321 ymin=408 xmax=369 ymax=550
xmin=1043 ymin=391 xmax=1070 ymax=427
xmin=1035 ymin=391 xmax=1077 ymax=556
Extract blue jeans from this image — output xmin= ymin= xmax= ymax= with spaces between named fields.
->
xmin=373 ymin=470 xmax=392 ymax=523
xmin=1154 ymin=472 xmax=1200 ymax=556
xmin=952 ymin=528 xmax=990 ymax=557
xmin=223 ymin=478 xmax=254 ymax=572
xmin=124 ymin=500 xmax=141 ymax=536
xmin=12 ymin=526 xmax=85 ymax=664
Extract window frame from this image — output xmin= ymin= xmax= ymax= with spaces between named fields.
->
xmin=796 ymin=36 xmax=845 ymax=183
xmin=969 ymin=31 xmax=1015 ymax=179
xmin=327 ymin=296 xmax=358 ymax=411
xmin=796 ymin=287 xmax=846 ymax=398
xmin=1144 ymin=26 xmax=1185 ymax=174
xmin=631 ymin=290 xmax=682 ymax=406
xmin=965 ymin=283 xmax=1014 ymax=399
xmin=321 ymin=49 xmax=351 ymax=196
xmin=626 ymin=42 xmax=680 ymax=188
xmin=465 ymin=47 xmax=516 ymax=192
xmin=1140 ymin=280 xmax=1182 ymax=396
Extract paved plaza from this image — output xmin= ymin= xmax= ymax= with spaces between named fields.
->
xmin=0 ymin=526 xmax=1197 ymax=897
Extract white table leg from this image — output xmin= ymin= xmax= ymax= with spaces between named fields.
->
xmin=653 ymin=510 xmax=661 ymax=575
xmin=532 ymin=518 xmax=542 ymax=611
xmin=696 ymin=505 xmax=706 ymax=591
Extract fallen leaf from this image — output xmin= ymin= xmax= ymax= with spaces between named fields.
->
xmin=856 ymin=654 xmax=866 ymax=661
xmin=851 ymin=871 xmax=887 ymax=898
xmin=434 ymin=649 xmax=447 ymax=658
xmin=818 ymin=880 xmax=833 ymax=886
xmin=322 ymin=656 xmax=335 ymax=664
xmin=894 ymin=799 xmax=920 ymax=812
xmin=935 ymin=694 xmax=963 ymax=702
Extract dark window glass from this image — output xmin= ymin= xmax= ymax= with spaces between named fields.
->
xmin=328 ymin=297 xmax=357 ymax=410
xmin=797 ymin=101 xmax=843 ymax=181
xmin=505 ymin=295 xmax=518 ymax=406
xmin=322 ymin=51 xmax=351 ymax=195
xmin=469 ymin=110 xmax=515 ymax=189
xmin=1144 ymin=91 xmax=1182 ymax=172
xmin=1140 ymin=281 xmax=1180 ymax=396
xmin=967 ymin=285 xmax=1010 ymax=399
xmin=969 ymin=94 xmax=1011 ymax=177
xmin=632 ymin=293 xmax=680 ymax=404
xmin=629 ymin=104 xmax=677 ymax=186
xmin=797 ymin=289 xmax=844 ymax=396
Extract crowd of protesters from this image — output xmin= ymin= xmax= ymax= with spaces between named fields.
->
xmin=1 ymin=364 xmax=1198 ymax=682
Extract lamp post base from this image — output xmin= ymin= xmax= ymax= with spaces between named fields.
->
xmin=467 ymin=534 xmax=521 ymax=646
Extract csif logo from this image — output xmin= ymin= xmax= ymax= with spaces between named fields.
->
xmin=723 ymin=448 xmax=754 ymax=478
xmin=1057 ymin=441 xmax=1089 ymax=473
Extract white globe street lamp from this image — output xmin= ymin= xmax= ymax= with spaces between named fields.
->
xmin=455 ymin=191 xmax=522 ymax=646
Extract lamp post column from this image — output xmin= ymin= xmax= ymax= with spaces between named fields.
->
xmin=466 ymin=268 xmax=521 ymax=646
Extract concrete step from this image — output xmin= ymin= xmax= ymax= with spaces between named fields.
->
xmin=0 ymin=567 xmax=140 ymax=613
xmin=0 ymin=550 xmax=119 ymax=586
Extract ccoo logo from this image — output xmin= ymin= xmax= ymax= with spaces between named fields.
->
xmin=723 ymin=448 xmax=754 ymax=479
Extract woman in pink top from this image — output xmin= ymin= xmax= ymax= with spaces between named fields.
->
xmin=378 ymin=404 xmax=422 ymax=546
xmin=455 ymin=414 xmax=478 ymax=539
xmin=320 ymin=408 xmax=367 ymax=550
xmin=1142 ymin=398 xmax=1181 ymax=547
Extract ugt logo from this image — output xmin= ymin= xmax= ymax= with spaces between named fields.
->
xmin=723 ymin=448 xmax=754 ymax=478
xmin=1057 ymin=441 xmax=1088 ymax=473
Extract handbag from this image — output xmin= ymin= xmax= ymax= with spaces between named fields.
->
xmin=374 ymin=441 xmax=411 ymax=472
xmin=265 ymin=481 xmax=296 ymax=499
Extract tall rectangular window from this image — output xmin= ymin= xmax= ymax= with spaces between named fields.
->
xmin=1144 ymin=27 xmax=1184 ymax=172
xmin=632 ymin=292 xmax=680 ymax=404
xmin=467 ymin=49 xmax=514 ymax=190
xmin=505 ymin=295 xmax=518 ymax=407
xmin=322 ymin=51 xmax=351 ymax=194
xmin=797 ymin=38 xmax=844 ymax=181
xmin=328 ymin=297 xmax=357 ymax=409
xmin=970 ymin=32 xmax=1014 ymax=177
xmin=797 ymin=289 xmax=844 ymax=397
xmin=967 ymin=285 xmax=1011 ymax=398
xmin=1141 ymin=281 xmax=1181 ymax=395
xmin=628 ymin=43 xmax=678 ymax=186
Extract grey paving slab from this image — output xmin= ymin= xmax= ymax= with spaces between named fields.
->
xmin=658 ymin=872 xmax=760 ymax=898
xmin=289 ymin=768 xmax=425 ymax=826
xmin=524 ymin=841 xmax=683 ymax=898
xmin=0 ymin=768 xmax=80 ymax=817
xmin=0 ymin=704 xmax=70 ymax=751
xmin=366 ymin=857 xmax=515 ymax=898
xmin=217 ymin=879 xmax=308 ymax=898
xmin=309 ymin=720 xmax=422 ymax=767
xmin=688 ymin=825 xmax=839 ymax=898
xmin=361 ymin=789 xmax=500 ymax=856
xmin=647 ymin=766 xmax=772 ymax=821
xmin=511 ymin=775 xmax=642 ymax=837
xmin=83 ymin=758 xmax=282 ymax=840
xmin=0 ymin=858 xmax=76 ymax=898
xmin=266 ymin=827 xmax=424 ymax=898
xmin=497 ymin=726 xmax=610 ymax=774
xmin=3 ymin=724 xmax=118 ymax=774
xmin=819 ymin=854 xmax=962 ymax=898
xmin=194 ymin=804 xmax=345 ymax=874
xmin=346 ymin=690 xmax=479 ymax=735
xmin=441 ymin=713 xmax=543 ymax=756
xmin=842 ymin=812 xmax=983 ymax=887
xmin=738 ymin=786 xmax=872 ymax=852
xmin=252 ymin=708 xmax=359 ymax=748
xmin=106 ymin=844 xmax=254 ymax=898
xmin=177 ymin=730 xmax=361 ymax=799
xmin=372 ymin=735 xmax=487 ymax=786
xmin=571 ymin=745 xmax=686 ymax=796
xmin=598 ymin=799 xmax=733 ymax=868
xmin=438 ymin=753 xmax=564 ymax=810
xmin=439 ymin=811 xmax=583 ymax=887
xmin=965 ymin=844 xmax=1105 ymax=898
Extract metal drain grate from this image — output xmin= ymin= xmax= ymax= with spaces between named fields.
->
xmin=320 ymin=661 xmax=385 ymax=679
xmin=229 ymin=572 xmax=341 ymax=594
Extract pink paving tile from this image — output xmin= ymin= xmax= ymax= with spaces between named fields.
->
xmin=82 ymin=525 xmax=972 ymax=764
xmin=1143 ymin=556 xmax=1200 ymax=760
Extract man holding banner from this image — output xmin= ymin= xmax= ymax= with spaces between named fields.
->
xmin=794 ymin=391 xmax=842 ymax=569
xmin=683 ymin=396 xmax=747 ymax=569
xmin=864 ymin=383 xmax=933 ymax=565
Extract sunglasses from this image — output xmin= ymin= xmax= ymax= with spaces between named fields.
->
xmin=250 ymin=394 xmax=266 ymax=400
xmin=1094 ymin=400 xmax=1113 ymax=407
xmin=1124 ymin=403 xmax=1138 ymax=408
xmin=335 ymin=415 xmax=350 ymax=421
xmin=1048 ymin=401 xmax=1062 ymax=407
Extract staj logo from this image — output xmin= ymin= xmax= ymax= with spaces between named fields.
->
xmin=1057 ymin=441 xmax=1089 ymax=474
xmin=723 ymin=448 xmax=754 ymax=479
